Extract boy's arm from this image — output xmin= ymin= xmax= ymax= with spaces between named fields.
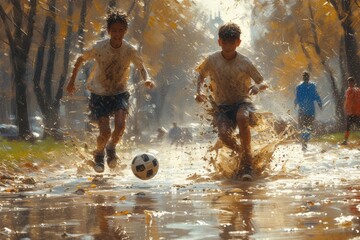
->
xmin=139 ymin=67 xmax=155 ymax=89
xmin=66 ymin=55 xmax=85 ymax=95
xmin=195 ymin=73 xmax=207 ymax=103
xmin=314 ymin=85 xmax=322 ymax=109
xmin=249 ymin=82 xmax=268 ymax=95
xmin=247 ymin=61 xmax=268 ymax=95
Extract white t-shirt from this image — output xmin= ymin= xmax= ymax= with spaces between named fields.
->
xmin=196 ymin=51 xmax=264 ymax=105
xmin=82 ymin=39 xmax=144 ymax=96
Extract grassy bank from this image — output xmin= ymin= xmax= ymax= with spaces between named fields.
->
xmin=0 ymin=137 xmax=71 ymax=163
xmin=315 ymin=131 xmax=360 ymax=144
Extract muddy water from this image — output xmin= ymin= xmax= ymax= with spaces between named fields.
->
xmin=0 ymin=141 xmax=360 ymax=239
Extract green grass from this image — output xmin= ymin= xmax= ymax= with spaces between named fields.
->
xmin=0 ymin=137 xmax=71 ymax=163
xmin=315 ymin=131 xmax=360 ymax=144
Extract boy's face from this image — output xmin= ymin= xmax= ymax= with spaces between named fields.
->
xmin=218 ymin=38 xmax=241 ymax=54
xmin=303 ymin=74 xmax=310 ymax=82
xmin=108 ymin=22 xmax=127 ymax=47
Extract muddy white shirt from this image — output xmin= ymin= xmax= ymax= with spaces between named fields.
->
xmin=196 ymin=51 xmax=264 ymax=105
xmin=83 ymin=39 xmax=145 ymax=96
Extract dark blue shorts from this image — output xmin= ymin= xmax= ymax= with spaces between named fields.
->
xmin=346 ymin=115 xmax=360 ymax=131
xmin=215 ymin=101 xmax=256 ymax=129
xmin=298 ymin=114 xmax=315 ymax=129
xmin=89 ymin=91 xmax=130 ymax=120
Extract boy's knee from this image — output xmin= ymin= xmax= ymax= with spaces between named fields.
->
xmin=218 ymin=127 xmax=232 ymax=140
xmin=236 ymin=112 xmax=249 ymax=126
xmin=101 ymin=128 xmax=112 ymax=139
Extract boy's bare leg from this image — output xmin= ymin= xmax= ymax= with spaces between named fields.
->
xmin=108 ymin=109 xmax=127 ymax=148
xmin=103 ymin=109 xmax=127 ymax=168
xmin=96 ymin=116 xmax=111 ymax=154
xmin=236 ymin=109 xmax=251 ymax=165
xmin=217 ymin=121 xmax=242 ymax=154
xmin=92 ymin=116 xmax=111 ymax=172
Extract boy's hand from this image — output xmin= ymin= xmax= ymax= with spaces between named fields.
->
xmin=249 ymin=83 xmax=268 ymax=95
xmin=195 ymin=93 xmax=207 ymax=103
xmin=249 ymin=85 xmax=259 ymax=95
xmin=144 ymin=80 xmax=155 ymax=89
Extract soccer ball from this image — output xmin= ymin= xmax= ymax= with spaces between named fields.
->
xmin=131 ymin=153 xmax=159 ymax=180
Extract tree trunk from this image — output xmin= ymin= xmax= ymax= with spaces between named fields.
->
xmin=329 ymin=0 xmax=360 ymax=86
xmin=0 ymin=0 xmax=37 ymax=140
xmin=308 ymin=1 xmax=344 ymax=122
xmin=33 ymin=0 xmax=58 ymax=138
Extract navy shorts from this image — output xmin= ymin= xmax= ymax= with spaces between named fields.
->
xmin=215 ymin=101 xmax=256 ymax=129
xmin=298 ymin=114 xmax=315 ymax=129
xmin=89 ymin=91 xmax=130 ymax=120
xmin=346 ymin=115 xmax=360 ymax=131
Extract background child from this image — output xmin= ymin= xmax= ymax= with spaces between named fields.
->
xmin=195 ymin=22 xmax=268 ymax=180
xmin=294 ymin=71 xmax=322 ymax=150
xmin=342 ymin=77 xmax=360 ymax=145
xmin=66 ymin=10 xmax=155 ymax=173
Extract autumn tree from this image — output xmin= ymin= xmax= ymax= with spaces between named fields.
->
xmin=248 ymin=0 xmax=359 ymax=125
xmin=32 ymin=0 xmax=76 ymax=138
xmin=328 ymin=0 xmax=360 ymax=85
xmin=0 ymin=0 xmax=37 ymax=139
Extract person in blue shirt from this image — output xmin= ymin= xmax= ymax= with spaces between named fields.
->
xmin=294 ymin=71 xmax=322 ymax=150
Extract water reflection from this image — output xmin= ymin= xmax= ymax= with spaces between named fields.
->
xmin=212 ymin=183 xmax=255 ymax=239
xmin=92 ymin=195 xmax=130 ymax=239
xmin=1 ymin=143 xmax=360 ymax=239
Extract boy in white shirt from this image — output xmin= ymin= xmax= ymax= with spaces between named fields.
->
xmin=195 ymin=23 xmax=267 ymax=180
xmin=67 ymin=10 xmax=154 ymax=173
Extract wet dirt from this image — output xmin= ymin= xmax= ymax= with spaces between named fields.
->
xmin=0 ymin=140 xmax=360 ymax=239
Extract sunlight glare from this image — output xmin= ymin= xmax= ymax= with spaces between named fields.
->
xmin=194 ymin=0 xmax=251 ymax=46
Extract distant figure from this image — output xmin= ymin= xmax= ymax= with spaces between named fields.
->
xmin=294 ymin=71 xmax=322 ymax=150
xmin=195 ymin=22 xmax=268 ymax=180
xmin=341 ymin=77 xmax=360 ymax=145
xmin=168 ymin=122 xmax=182 ymax=146
xmin=156 ymin=127 xmax=167 ymax=142
xmin=66 ymin=10 xmax=155 ymax=173
xmin=182 ymin=128 xmax=193 ymax=143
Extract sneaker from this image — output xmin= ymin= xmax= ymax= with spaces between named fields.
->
xmin=302 ymin=142 xmax=307 ymax=151
xmin=340 ymin=140 xmax=348 ymax=145
xmin=94 ymin=153 xmax=105 ymax=173
xmin=106 ymin=147 xmax=119 ymax=169
xmin=241 ymin=165 xmax=253 ymax=181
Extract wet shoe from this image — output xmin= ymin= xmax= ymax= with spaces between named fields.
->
xmin=94 ymin=153 xmax=105 ymax=173
xmin=340 ymin=140 xmax=348 ymax=145
xmin=302 ymin=142 xmax=307 ymax=151
xmin=106 ymin=147 xmax=119 ymax=169
xmin=241 ymin=165 xmax=253 ymax=181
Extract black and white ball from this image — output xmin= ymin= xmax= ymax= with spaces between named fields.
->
xmin=131 ymin=153 xmax=159 ymax=180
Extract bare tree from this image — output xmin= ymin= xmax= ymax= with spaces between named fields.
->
xmin=307 ymin=1 xmax=344 ymax=121
xmin=328 ymin=0 xmax=360 ymax=85
xmin=0 ymin=0 xmax=37 ymax=139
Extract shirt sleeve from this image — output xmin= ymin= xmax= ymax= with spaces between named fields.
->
xmin=82 ymin=43 xmax=98 ymax=61
xmin=313 ymin=85 xmax=322 ymax=107
xmin=130 ymin=48 xmax=145 ymax=71
xmin=196 ymin=56 xmax=210 ymax=78
xmin=294 ymin=86 xmax=299 ymax=105
xmin=247 ymin=61 xmax=264 ymax=84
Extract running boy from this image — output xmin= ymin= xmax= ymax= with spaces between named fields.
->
xmin=341 ymin=77 xmax=360 ymax=145
xmin=195 ymin=22 xmax=268 ymax=180
xmin=66 ymin=10 xmax=155 ymax=173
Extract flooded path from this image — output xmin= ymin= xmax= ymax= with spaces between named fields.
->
xmin=0 ymin=141 xmax=360 ymax=239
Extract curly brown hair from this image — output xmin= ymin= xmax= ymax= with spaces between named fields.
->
xmin=218 ymin=23 xmax=241 ymax=42
xmin=106 ymin=9 xmax=128 ymax=29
